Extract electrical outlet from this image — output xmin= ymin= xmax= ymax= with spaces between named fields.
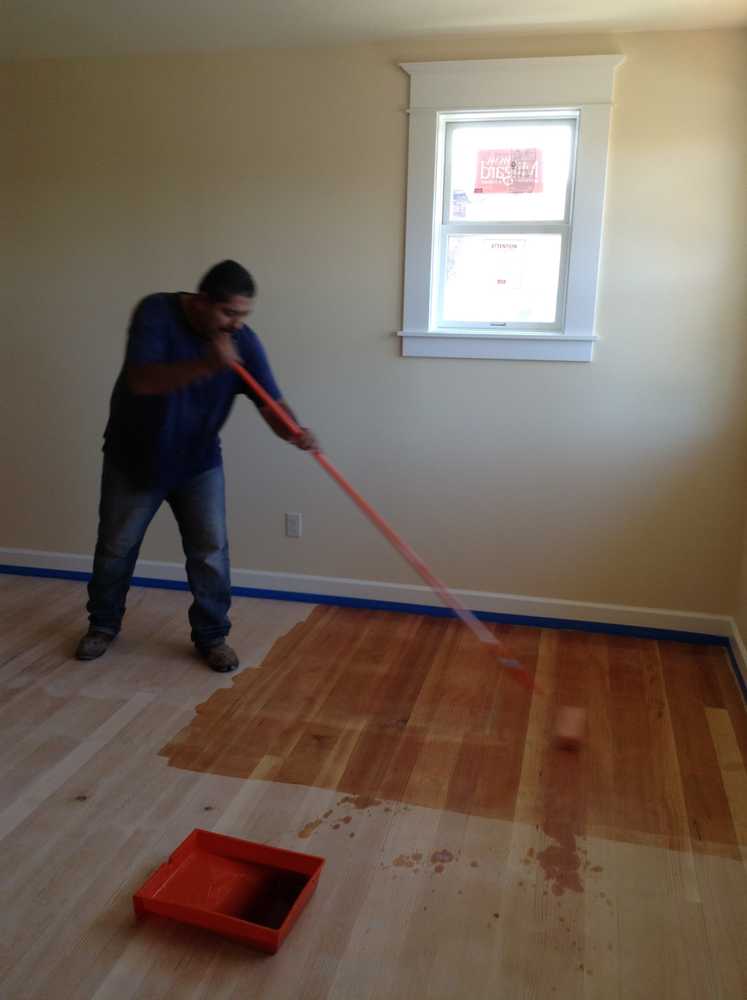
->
xmin=284 ymin=512 xmax=302 ymax=538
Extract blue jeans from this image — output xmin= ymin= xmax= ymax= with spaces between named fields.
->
xmin=87 ymin=458 xmax=231 ymax=649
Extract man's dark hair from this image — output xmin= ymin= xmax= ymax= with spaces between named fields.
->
xmin=198 ymin=260 xmax=256 ymax=302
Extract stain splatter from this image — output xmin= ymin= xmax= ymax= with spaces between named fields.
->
xmin=342 ymin=816 xmax=352 ymax=824
xmin=430 ymin=849 xmax=455 ymax=866
xmin=74 ymin=795 xmax=88 ymax=802
xmin=339 ymin=795 xmax=381 ymax=811
xmin=333 ymin=824 xmax=340 ymax=830
xmin=394 ymin=854 xmax=418 ymax=869
xmin=537 ymin=822 xmax=583 ymax=896
xmin=470 ymin=861 xmax=479 ymax=868
xmin=298 ymin=819 xmax=323 ymax=839
xmin=434 ymin=864 xmax=445 ymax=874
xmin=323 ymin=810 xmax=333 ymax=819
xmin=387 ymin=851 xmax=423 ymax=871
xmin=591 ymin=865 xmax=603 ymax=873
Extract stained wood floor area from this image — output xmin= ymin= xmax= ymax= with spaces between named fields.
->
xmin=1 ymin=576 xmax=746 ymax=999
xmin=162 ymin=604 xmax=747 ymax=860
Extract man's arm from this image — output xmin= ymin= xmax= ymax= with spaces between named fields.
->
xmin=127 ymin=332 xmax=239 ymax=395
xmin=259 ymin=400 xmax=318 ymax=451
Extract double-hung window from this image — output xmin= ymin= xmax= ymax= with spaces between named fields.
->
xmin=399 ymin=56 xmax=624 ymax=362
xmin=439 ymin=112 xmax=576 ymax=332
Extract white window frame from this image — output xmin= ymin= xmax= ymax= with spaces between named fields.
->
xmin=398 ymin=56 xmax=624 ymax=362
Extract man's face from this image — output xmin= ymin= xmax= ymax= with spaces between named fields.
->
xmin=195 ymin=294 xmax=254 ymax=338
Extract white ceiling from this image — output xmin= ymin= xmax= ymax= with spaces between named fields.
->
xmin=3 ymin=0 xmax=746 ymax=61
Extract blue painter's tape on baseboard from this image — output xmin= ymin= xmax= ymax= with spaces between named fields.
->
xmin=0 ymin=561 xmax=732 ymax=648
xmin=0 ymin=564 xmax=91 ymax=582
xmin=725 ymin=646 xmax=747 ymax=704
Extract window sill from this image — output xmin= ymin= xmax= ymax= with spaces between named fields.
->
xmin=397 ymin=331 xmax=597 ymax=362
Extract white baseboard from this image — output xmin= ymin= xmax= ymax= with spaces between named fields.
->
xmin=0 ymin=545 xmax=733 ymax=638
xmin=1 ymin=548 xmax=94 ymax=577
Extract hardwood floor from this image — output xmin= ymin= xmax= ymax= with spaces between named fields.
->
xmin=0 ymin=575 xmax=745 ymax=998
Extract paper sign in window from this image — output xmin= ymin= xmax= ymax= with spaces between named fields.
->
xmin=474 ymin=149 xmax=543 ymax=194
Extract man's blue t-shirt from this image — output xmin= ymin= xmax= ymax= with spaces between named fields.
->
xmin=103 ymin=292 xmax=282 ymax=490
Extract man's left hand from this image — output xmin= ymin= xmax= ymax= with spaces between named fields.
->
xmin=292 ymin=427 xmax=319 ymax=452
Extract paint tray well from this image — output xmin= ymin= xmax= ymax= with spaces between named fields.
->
xmin=133 ymin=829 xmax=325 ymax=953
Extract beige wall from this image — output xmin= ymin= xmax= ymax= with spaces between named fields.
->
xmin=2 ymin=28 xmax=746 ymax=615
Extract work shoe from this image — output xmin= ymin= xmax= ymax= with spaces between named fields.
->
xmin=75 ymin=629 xmax=116 ymax=661
xmin=200 ymin=642 xmax=239 ymax=673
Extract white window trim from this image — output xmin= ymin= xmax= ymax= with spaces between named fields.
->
xmin=398 ymin=55 xmax=624 ymax=362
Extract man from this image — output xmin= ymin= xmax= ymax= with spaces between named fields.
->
xmin=76 ymin=260 xmax=316 ymax=672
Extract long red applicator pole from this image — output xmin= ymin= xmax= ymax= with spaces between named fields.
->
xmin=231 ymin=360 xmax=538 ymax=692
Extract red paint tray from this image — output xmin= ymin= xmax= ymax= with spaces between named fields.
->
xmin=133 ymin=829 xmax=325 ymax=954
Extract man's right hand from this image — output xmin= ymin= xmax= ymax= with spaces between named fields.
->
xmin=205 ymin=331 xmax=241 ymax=372
xmin=128 ymin=332 xmax=241 ymax=395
